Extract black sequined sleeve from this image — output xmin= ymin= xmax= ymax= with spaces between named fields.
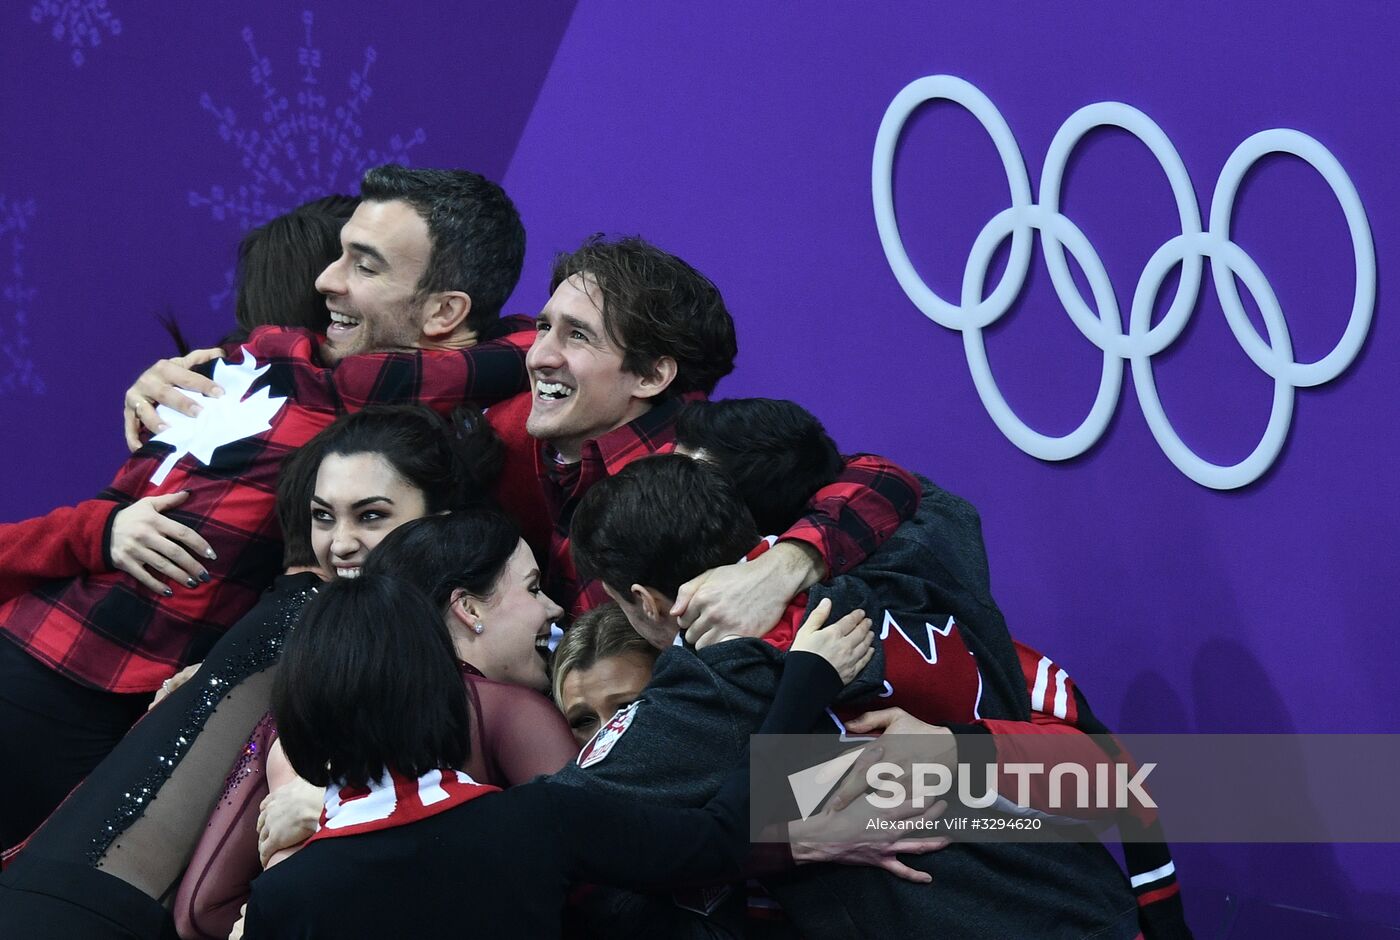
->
xmin=8 ymin=572 xmax=320 ymax=908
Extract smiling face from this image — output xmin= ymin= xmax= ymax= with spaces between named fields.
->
xmin=558 ymin=650 xmax=657 ymax=747
xmin=458 ymin=540 xmax=563 ymax=692
xmin=525 ymin=275 xmax=662 ymax=462
xmin=310 ymin=452 xmax=430 ymax=579
xmin=313 ymin=200 xmax=434 ymax=364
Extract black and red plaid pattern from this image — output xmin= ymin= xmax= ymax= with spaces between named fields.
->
xmin=515 ymin=394 xmax=921 ymax=615
xmin=0 ymin=319 xmax=533 ymax=693
xmin=0 ymin=499 xmax=116 ymax=603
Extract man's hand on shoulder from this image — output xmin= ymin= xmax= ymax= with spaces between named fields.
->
xmin=675 ymin=541 xmax=823 ymax=649
xmin=123 ymin=348 xmax=225 ymax=451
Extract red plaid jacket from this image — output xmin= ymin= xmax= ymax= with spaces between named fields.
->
xmin=486 ymin=392 xmax=922 ymax=615
xmin=0 ymin=500 xmax=116 ymax=603
xmin=0 ymin=319 xmax=533 ymax=693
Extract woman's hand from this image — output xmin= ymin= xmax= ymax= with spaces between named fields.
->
xmin=257 ymin=776 xmax=323 ymax=868
xmin=791 ymin=597 xmax=874 ymax=685
xmin=108 ymin=490 xmax=215 ymax=595
xmin=148 ymin=662 xmax=200 ymax=711
xmin=123 ymin=348 xmax=225 ymax=451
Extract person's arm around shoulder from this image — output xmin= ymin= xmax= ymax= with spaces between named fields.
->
xmin=122 ymin=347 xmax=227 ymax=450
xmin=542 ymin=601 xmax=875 ymax=890
xmin=676 ymin=454 xmax=921 ymax=648
xmin=257 ymin=739 xmax=323 ymax=869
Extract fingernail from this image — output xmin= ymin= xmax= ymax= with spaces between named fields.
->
xmin=199 ymin=571 xmax=210 ymax=583
xmin=205 ymin=549 xmax=218 ymax=560
xmin=156 ymin=423 xmax=169 ymax=433
xmin=185 ymin=578 xmax=198 ymax=589
xmin=211 ymin=387 xmax=224 ymax=398
xmin=163 ymin=588 xmax=173 ymax=597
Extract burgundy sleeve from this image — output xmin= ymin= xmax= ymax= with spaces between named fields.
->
xmin=778 ymin=453 xmax=920 ymax=576
xmin=476 ymin=680 xmax=579 ymax=784
xmin=0 ymin=499 xmax=119 ymax=603
xmin=173 ymin=716 xmax=275 ymax=940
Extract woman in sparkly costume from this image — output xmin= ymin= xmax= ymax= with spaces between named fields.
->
xmin=240 ymin=572 xmax=874 ymax=939
xmin=174 ymin=508 xmax=580 ymax=939
xmin=0 ymin=405 xmax=505 ymax=938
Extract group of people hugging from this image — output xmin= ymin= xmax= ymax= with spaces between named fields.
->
xmin=0 ymin=166 xmax=1190 ymax=938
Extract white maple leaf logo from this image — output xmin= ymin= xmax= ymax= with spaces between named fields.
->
xmin=149 ymin=350 xmax=287 ymax=485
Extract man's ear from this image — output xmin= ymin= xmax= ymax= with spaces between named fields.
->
xmin=633 ymin=355 xmax=678 ymax=401
xmin=630 ymin=584 xmax=673 ymax=624
xmin=420 ymin=291 xmax=473 ymax=342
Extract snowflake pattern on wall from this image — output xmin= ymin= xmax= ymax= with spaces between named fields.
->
xmin=190 ymin=10 xmax=426 ymax=310
xmin=0 ymin=196 xmax=45 ymax=395
xmin=30 ymin=0 xmax=122 ymax=67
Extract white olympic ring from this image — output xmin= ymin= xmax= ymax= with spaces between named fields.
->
xmin=872 ymin=75 xmax=1375 ymax=489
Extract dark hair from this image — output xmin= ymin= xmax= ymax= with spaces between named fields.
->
xmin=571 ymin=454 xmax=758 ymax=598
xmin=363 ymin=508 xmax=522 ymax=609
xmin=237 ymin=194 xmax=359 ymax=335
xmin=550 ymin=235 xmax=737 ymax=396
xmin=162 ymin=194 xmax=358 ymax=353
xmin=311 ymin=405 xmax=502 ymax=514
xmin=675 ymin=398 xmax=843 ymax=535
xmin=276 ymin=437 xmax=326 ymax=568
xmin=551 ymin=603 xmax=658 ymax=706
xmin=360 ymin=165 xmax=525 ymax=336
xmin=273 ymin=575 xmax=469 ymax=789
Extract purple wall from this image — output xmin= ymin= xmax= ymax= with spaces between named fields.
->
xmin=0 ymin=0 xmax=576 ymax=509
xmin=2 ymin=1 xmax=1396 ymax=933
xmin=500 ymin=2 xmax=1398 ymax=932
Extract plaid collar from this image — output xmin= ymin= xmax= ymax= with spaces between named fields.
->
xmin=542 ymin=395 xmax=686 ymax=489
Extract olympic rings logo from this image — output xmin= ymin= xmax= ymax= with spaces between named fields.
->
xmin=872 ymin=75 xmax=1375 ymax=489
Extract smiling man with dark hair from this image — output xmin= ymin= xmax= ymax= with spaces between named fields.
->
xmin=0 ymin=164 xmax=535 ymax=850
xmin=483 ymin=234 xmax=921 ymax=634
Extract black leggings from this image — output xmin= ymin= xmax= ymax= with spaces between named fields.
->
xmin=0 ymin=855 xmax=177 ymax=939
xmin=0 ymin=638 xmax=150 ymax=851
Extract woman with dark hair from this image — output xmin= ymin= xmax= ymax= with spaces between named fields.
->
xmin=242 ymin=573 xmax=874 ymax=939
xmin=179 ymin=508 xmax=579 ymax=937
xmin=0 ymin=196 xmax=357 ymax=609
xmin=233 ymin=195 xmax=360 ymax=339
xmin=0 ymin=405 xmax=499 ymax=939
xmin=366 ymin=509 xmax=563 ymax=692
xmin=162 ymin=195 xmax=359 ymax=357
xmin=0 ymin=183 xmax=534 ymax=850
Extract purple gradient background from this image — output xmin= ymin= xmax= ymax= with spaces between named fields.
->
xmin=2 ymin=2 xmax=1396 ymax=933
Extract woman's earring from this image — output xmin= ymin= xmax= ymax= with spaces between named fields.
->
xmin=473 ymin=622 xmax=485 ymax=635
